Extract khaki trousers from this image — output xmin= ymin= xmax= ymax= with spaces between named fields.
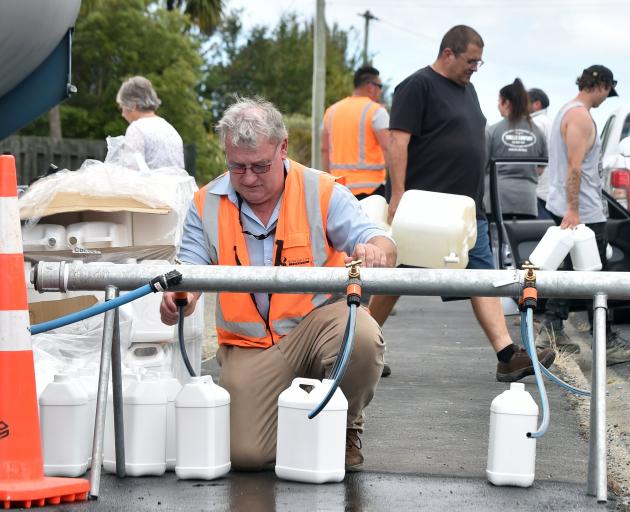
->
xmin=216 ymin=300 xmax=385 ymax=470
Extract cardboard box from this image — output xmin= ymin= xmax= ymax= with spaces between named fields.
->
xmin=29 ymin=295 xmax=99 ymax=325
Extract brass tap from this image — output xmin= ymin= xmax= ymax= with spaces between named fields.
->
xmin=346 ymin=259 xmax=362 ymax=279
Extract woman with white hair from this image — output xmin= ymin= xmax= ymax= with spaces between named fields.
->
xmin=116 ymin=76 xmax=185 ymax=170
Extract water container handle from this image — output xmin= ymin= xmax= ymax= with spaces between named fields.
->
xmin=128 ymin=343 xmax=168 ymax=365
xmin=443 ymin=252 xmax=460 ymax=264
xmin=290 ymin=377 xmax=321 ymax=390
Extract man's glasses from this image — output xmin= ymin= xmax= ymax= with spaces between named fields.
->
xmin=226 ymin=144 xmax=281 ymax=174
xmin=370 ymin=82 xmax=383 ymax=89
xmin=466 ymin=59 xmax=484 ymax=68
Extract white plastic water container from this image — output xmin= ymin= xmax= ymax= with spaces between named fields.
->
xmin=570 ymin=224 xmax=602 ymax=271
xmin=529 ymin=225 xmax=574 ymax=270
xmin=359 ymin=195 xmax=390 ymax=231
xmin=161 ymin=371 xmax=183 ymax=471
xmin=391 ymin=190 xmax=477 ymax=269
xmin=275 ymin=378 xmax=348 ymax=484
xmin=103 ymin=371 xmax=139 ymax=474
xmin=487 ymin=382 xmax=538 ymax=487
xmin=129 ymin=292 xmax=174 ymax=344
xmin=22 ymin=224 xmax=68 ymax=251
xmin=123 ymin=373 xmax=168 ymax=476
xmin=175 ymin=376 xmax=231 ymax=480
xmin=66 ymin=221 xmax=130 ymax=249
xmin=39 ymin=374 xmax=89 ymax=477
xmin=76 ymin=367 xmax=98 ymax=469
xmin=124 ymin=342 xmax=172 ymax=375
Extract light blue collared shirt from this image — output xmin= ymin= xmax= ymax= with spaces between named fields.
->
xmin=179 ymin=160 xmax=391 ymax=317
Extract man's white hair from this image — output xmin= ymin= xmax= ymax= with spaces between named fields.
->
xmin=216 ymin=96 xmax=288 ymax=149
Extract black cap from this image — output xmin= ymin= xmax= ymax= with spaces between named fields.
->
xmin=581 ymin=65 xmax=618 ymax=97
xmin=527 ymin=88 xmax=549 ymax=109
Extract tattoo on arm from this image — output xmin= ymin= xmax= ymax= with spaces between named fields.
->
xmin=566 ymin=166 xmax=581 ymax=211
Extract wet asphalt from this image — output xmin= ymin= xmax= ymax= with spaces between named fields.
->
xmin=36 ymin=296 xmax=617 ymax=511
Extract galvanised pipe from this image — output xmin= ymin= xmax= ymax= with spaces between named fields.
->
xmin=32 ymin=262 xmax=630 ymax=299
xmin=588 ymin=293 xmax=608 ymax=503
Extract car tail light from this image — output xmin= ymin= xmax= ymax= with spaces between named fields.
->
xmin=610 ymin=168 xmax=630 ymax=209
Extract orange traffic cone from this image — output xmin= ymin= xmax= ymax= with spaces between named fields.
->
xmin=0 ymin=155 xmax=90 ymax=508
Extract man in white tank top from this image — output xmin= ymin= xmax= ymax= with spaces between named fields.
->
xmin=537 ymin=65 xmax=630 ymax=365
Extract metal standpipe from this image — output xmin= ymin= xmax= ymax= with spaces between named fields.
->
xmin=89 ymin=285 xmax=125 ymax=498
xmin=34 ymin=262 xmax=630 ymax=501
xmin=588 ymin=293 xmax=608 ymax=503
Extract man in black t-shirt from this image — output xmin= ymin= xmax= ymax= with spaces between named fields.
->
xmin=369 ymin=25 xmax=556 ymax=382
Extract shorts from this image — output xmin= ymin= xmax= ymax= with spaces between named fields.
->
xmin=466 ymin=219 xmax=495 ymax=270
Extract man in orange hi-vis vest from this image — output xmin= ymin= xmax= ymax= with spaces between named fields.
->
xmin=322 ymin=66 xmax=389 ymax=199
xmin=160 ymin=97 xmax=396 ymax=472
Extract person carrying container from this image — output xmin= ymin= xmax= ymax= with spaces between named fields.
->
xmin=160 ymin=97 xmax=396 ymax=472
xmin=321 ymin=66 xmax=389 ymax=199
xmin=368 ymin=25 xmax=556 ymax=382
xmin=536 ymin=65 xmax=630 ymax=364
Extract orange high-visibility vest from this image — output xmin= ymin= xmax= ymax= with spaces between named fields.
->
xmin=192 ymin=160 xmax=346 ymax=348
xmin=324 ymin=96 xmax=387 ymax=196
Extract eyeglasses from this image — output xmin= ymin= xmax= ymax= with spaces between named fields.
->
xmin=466 ymin=58 xmax=484 ymax=68
xmin=369 ymin=82 xmax=383 ymax=89
xmin=226 ymin=144 xmax=281 ymax=175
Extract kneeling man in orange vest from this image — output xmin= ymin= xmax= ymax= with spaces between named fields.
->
xmin=160 ymin=97 xmax=396 ymax=471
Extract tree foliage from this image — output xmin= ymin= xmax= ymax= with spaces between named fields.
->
xmin=21 ymin=0 xmax=222 ymax=182
xmin=204 ymin=12 xmax=358 ymax=121
xmin=19 ymin=3 xmax=359 ymax=181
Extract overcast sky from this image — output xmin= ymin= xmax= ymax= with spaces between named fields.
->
xmin=225 ymin=0 xmax=628 ymax=130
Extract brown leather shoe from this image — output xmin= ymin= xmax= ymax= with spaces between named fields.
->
xmin=496 ymin=345 xmax=555 ymax=383
xmin=345 ymin=429 xmax=364 ymax=471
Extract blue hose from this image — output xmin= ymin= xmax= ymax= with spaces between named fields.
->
xmin=31 ymin=284 xmax=153 ymax=335
xmin=308 ymin=303 xmax=357 ymax=419
xmin=520 ymin=314 xmax=590 ymax=397
xmin=521 ymin=308 xmax=549 ymax=438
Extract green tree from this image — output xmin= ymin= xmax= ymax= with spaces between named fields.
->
xmin=204 ymin=12 xmax=358 ymax=121
xmin=165 ymin=0 xmax=224 ymax=35
xmin=21 ymin=0 xmax=223 ymax=182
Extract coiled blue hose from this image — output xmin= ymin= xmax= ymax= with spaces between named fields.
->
xmin=31 ymin=284 xmax=153 ymax=335
xmin=308 ymin=303 xmax=357 ymax=419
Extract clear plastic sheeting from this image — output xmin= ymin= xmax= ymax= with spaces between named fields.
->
xmin=33 ymin=302 xmax=133 ymax=399
xmin=18 ymin=137 xmax=197 ymax=248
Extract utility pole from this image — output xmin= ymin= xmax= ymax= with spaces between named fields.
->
xmin=311 ymin=0 xmax=326 ymax=169
xmin=358 ymin=10 xmax=378 ymax=65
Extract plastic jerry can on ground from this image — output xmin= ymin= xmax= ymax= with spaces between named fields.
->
xmin=528 ymin=225 xmax=574 ymax=270
xmin=275 ymin=378 xmax=348 ymax=484
xmin=390 ymin=190 xmax=477 ymax=269
xmin=487 ymin=383 xmax=538 ymax=487
xmin=76 ymin=367 xmax=98 ymax=469
xmin=39 ymin=374 xmax=90 ymax=477
xmin=103 ymin=370 xmax=140 ymax=473
xmin=175 ymin=376 xmax=230 ymax=480
xmin=161 ymin=371 xmax=183 ymax=471
xmin=123 ymin=373 xmax=167 ymax=476
xmin=570 ymin=224 xmax=602 ymax=271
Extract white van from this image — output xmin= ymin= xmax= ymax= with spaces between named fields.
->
xmin=600 ymin=104 xmax=630 ymax=210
